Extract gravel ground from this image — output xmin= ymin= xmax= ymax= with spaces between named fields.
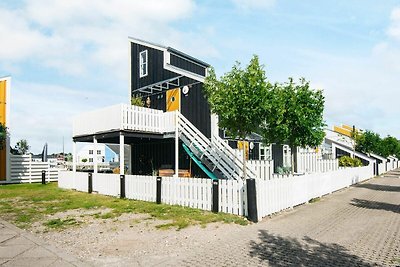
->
xmin=30 ymin=209 xmax=247 ymax=266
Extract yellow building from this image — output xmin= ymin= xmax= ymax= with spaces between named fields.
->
xmin=333 ymin=124 xmax=361 ymax=138
xmin=0 ymin=76 xmax=10 ymax=181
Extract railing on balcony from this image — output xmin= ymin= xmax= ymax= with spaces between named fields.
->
xmin=73 ymin=104 xmax=176 ymax=137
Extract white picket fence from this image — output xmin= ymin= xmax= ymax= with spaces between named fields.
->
xmin=256 ymin=164 xmax=374 ymax=221
xmin=58 ymin=162 xmax=381 ymax=221
xmin=378 ymin=163 xmax=386 ymax=175
xmin=161 ymin=177 xmax=212 ymax=211
xmin=58 ymin=172 xmax=248 ymax=216
xmin=248 ymin=160 xmax=274 ymax=180
xmin=297 ymin=151 xmax=338 ymax=174
xmin=6 ymin=155 xmax=58 ymax=183
xmin=126 ymin=175 xmax=157 ymax=202
xmin=386 ymin=161 xmax=397 ymax=172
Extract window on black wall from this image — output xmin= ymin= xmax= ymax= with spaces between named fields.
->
xmin=139 ymin=50 xmax=148 ymax=78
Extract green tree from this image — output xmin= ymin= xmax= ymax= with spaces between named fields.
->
xmin=259 ymin=78 xmax=325 ymax=172
xmin=379 ymin=136 xmax=400 ymax=158
xmin=14 ymin=139 xmax=30 ymax=155
xmin=355 ymin=130 xmax=382 ymax=154
xmin=204 ymin=55 xmax=270 ymax=179
xmin=0 ymin=123 xmax=7 ymax=150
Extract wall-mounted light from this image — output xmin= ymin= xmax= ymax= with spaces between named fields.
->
xmin=182 ymin=85 xmax=190 ymax=96
xmin=146 ymin=96 xmax=151 ymax=108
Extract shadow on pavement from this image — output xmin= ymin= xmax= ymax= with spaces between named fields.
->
xmin=351 ymin=198 xmax=400 ymax=214
xmin=249 ymin=230 xmax=376 ymax=267
xmin=355 ymin=183 xmax=400 ymax=192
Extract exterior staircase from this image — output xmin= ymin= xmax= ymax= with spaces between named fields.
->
xmin=177 ymin=112 xmax=256 ymax=180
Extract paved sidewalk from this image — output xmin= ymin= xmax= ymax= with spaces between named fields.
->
xmin=1 ymin=171 xmax=399 ymax=266
xmin=0 ymin=219 xmax=89 ymax=266
xmin=163 ymin=172 xmax=400 ymax=266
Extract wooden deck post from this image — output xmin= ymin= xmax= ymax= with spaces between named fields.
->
xmin=120 ymin=132 xmax=125 ymax=175
xmin=175 ymin=111 xmax=179 ymax=178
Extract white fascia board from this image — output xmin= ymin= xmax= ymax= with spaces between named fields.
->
xmin=163 ymin=53 xmax=205 ymax=83
xmin=128 ymin=37 xmax=167 ymax=52
xmin=369 ymin=153 xmax=386 ymax=161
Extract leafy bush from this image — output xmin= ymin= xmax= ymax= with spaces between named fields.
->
xmin=276 ymin=166 xmax=291 ymax=174
xmin=131 ymin=96 xmax=144 ymax=107
xmin=352 ymin=158 xmax=362 ymax=167
xmin=338 ymin=156 xmax=362 ymax=167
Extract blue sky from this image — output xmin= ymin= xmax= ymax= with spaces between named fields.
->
xmin=1 ymin=0 xmax=400 ymax=154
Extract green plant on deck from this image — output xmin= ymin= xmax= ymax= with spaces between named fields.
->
xmin=131 ymin=95 xmax=144 ymax=107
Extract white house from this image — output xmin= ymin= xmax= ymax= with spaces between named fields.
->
xmin=77 ymin=144 xmax=118 ymax=164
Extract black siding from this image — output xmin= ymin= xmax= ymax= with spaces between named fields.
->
xmin=181 ymin=84 xmax=211 ymax=138
xmin=130 ymin=42 xmax=211 ymax=137
xmin=131 ymin=43 xmax=176 ymax=92
xmin=249 ymin=143 xmax=259 ymax=160
xmin=272 ymin=144 xmax=284 ymax=171
xmin=170 ymin=53 xmax=206 ymax=76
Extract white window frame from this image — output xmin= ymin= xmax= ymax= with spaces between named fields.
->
xmin=139 ymin=50 xmax=148 ymax=78
xmin=259 ymin=144 xmax=271 ymax=161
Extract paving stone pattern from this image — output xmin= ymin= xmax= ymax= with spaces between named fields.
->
xmin=1 ymin=170 xmax=400 ymax=267
xmin=0 ymin=219 xmax=89 ymax=266
xmin=164 ymin=171 xmax=400 ymax=267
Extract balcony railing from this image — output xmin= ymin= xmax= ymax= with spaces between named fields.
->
xmin=73 ymin=104 xmax=176 ymax=137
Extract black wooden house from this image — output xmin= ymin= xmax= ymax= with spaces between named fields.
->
xmin=129 ymin=37 xmax=214 ymax=176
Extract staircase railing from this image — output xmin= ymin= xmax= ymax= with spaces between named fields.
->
xmin=177 ymin=112 xmax=256 ymax=180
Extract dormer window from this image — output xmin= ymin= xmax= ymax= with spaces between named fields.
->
xmin=139 ymin=50 xmax=148 ymax=78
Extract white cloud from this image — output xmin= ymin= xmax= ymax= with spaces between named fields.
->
xmin=290 ymin=6 xmax=400 ymax=138
xmin=0 ymin=0 xmax=221 ymax=153
xmin=0 ymin=0 xmax=205 ymax=79
xmin=231 ymin=0 xmax=276 ymax=10
xmin=387 ymin=7 xmax=400 ymax=40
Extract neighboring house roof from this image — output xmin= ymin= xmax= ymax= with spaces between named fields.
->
xmin=369 ymin=152 xmax=387 ymax=162
xmin=331 ymin=141 xmax=374 ymax=163
xmin=324 ymin=128 xmax=374 ymax=163
xmin=324 ymin=129 xmax=354 ymax=149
